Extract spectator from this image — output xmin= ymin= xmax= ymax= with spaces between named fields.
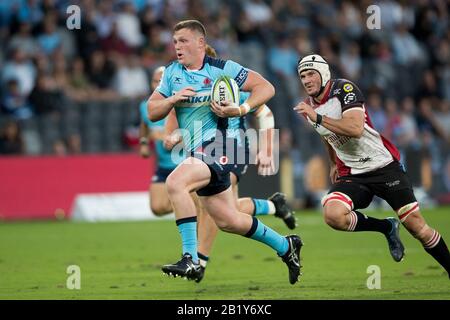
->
xmin=36 ymin=15 xmax=62 ymax=56
xmin=93 ymin=0 xmax=116 ymax=39
xmin=0 ymin=79 xmax=33 ymax=120
xmin=100 ymin=21 xmax=133 ymax=56
xmin=2 ymin=48 xmax=36 ymax=96
xmin=115 ymin=1 xmax=143 ymax=48
xmin=28 ymin=73 xmax=65 ymax=115
xmin=113 ymin=54 xmax=148 ymax=98
xmin=339 ymin=41 xmax=362 ymax=82
xmin=366 ymin=92 xmax=387 ymax=133
xmin=8 ymin=22 xmax=39 ymax=56
xmin=0 ymin=120 xmax=24 ymax=155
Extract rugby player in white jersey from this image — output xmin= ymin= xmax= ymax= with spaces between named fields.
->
xmin=294 ymin=54 xmax=450 ymax=278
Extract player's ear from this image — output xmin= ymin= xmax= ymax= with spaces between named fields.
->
xmin=198 ymin=36 xmax=205 ymax=48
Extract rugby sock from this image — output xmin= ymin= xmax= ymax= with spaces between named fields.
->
xmin=347 ymin=211 xmax=392 ymax=234
xmin=176 ymin=217 xmax=199 ymax=263
xmin=423 ymin=231 xmax=450 ymax=277
xmin=252 ymin=199 xmax=276 ymax=216
xmin=244 ymin=216 xmax=289 ymax=256
xmin=198 ymin=252 xmax=209 ymax=268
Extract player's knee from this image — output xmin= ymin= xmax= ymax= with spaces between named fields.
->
xmin=151 ymin=201 xmax=171 ymax=216
xmin=166 ymin=173 xmax=183 ymax=195
xmin=323 ymin=205 xmax=348 ymax=230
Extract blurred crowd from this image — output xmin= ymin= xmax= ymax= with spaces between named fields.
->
xmin=0 ymin=0 xmax=449 ymax=198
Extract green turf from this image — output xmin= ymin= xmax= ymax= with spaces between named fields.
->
xmin=1 ymin=208 xmax=449 ymax=300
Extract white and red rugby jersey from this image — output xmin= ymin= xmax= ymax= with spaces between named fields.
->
xmin=303 ymin=79 xmax=400 ymax=176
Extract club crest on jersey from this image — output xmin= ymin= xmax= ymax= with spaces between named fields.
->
xmin=343 ymin=83 xmax=353 ymax=92
xmin=203 ymin=77 xmax=212 ymax=88
xmin=344 ymin=92 xmax=356 ymax=104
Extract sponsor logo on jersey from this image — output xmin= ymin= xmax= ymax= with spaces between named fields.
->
xmin=326 ymin=133 xmax=351 ymax=148
xmin=187 ymin=74 xmax=198 ymax=84
xmin=344 ymin=92 xmax=356 ymax=104
xmin=333 ymin=88 xmax=342 ymax=95
xmin=386 ymin=180 xmax=400 ymax=187
xmin=358 ymin=157 xmax=371 ymax=163
xmin=343 ymin=83 xmax=354 ymax=92
xmin=235 ymin=68 xmax=248 ymax=87
xmin=174 ymin=77 xmax=182 ymax=84
xmin=219 ymin=156 xmax=228 ymax=165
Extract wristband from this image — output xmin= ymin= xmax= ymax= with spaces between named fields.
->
xmin=316 ymin=113 xmax=323 ymax=125
xmin=139 ymin=137 xmax=148 ymax=145
xmin=239 ymin=103 xmax=251 ymax=116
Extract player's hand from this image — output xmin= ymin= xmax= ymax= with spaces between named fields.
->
xmin=256 ymin=151 xmax=276 ymax=176
xmin=169 ymin=87 xmax=196 ymax=104
xmin=163 ymin=132 xmax=182 ymax=150
xmin=330 ymin=164 xmax=338 ymax=184
xmin=139 ymin=144 xmax=151 ymax=158
xmin=293 ymin=102 xmax=317 ymax=122
xmin=210 ymin=101 xmax=241 ymax=118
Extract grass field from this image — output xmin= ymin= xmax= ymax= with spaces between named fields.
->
xmin=1 ymin=208 xmax=449 ymax=300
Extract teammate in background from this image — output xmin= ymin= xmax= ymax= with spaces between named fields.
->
xmin=294 ymin=54 xmax=450 ymax=278
xmin=139 ymin=66 xmax=181 ymax=216
xmin=148 ymin=20 xmax=302 ymax=284
xmin=165 ymin=44 xmax=297 ymax=283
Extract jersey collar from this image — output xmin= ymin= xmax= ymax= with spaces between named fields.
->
xmin=311 ymin=81 xmax=332 ymax=106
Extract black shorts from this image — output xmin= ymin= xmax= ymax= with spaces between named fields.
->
xmin=328 ymin=161 xmax=417 ymax=211
xmin=229 ymin=163 xmax=249 ymax=183
xmin=151 ymin=167 xmax=175 ymax=183
xmin=194 ymin=138 xmax=249 ymax=196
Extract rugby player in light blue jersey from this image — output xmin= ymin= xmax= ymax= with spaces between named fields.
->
xmin=162 ymin=45 xmax=297 ymax=283
xmin=147 ymin=20 xmax=303 ymax=284
xmin=139 ymin=66 xmax=181 ymax=216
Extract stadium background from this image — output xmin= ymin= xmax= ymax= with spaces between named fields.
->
xmin=0 ymin=0 xmax=449 ymax=220
xmin=1 ymin=0 xmax=450 ymax=301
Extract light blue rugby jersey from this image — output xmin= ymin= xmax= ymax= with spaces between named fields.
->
xmin=139 ymin=100 xmax=180 ymax=169
xmin=156 ymin=55 xmax=249 ymax=153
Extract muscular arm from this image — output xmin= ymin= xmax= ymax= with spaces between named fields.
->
xmin=321 ymin=108 xmax=365 ymax=138
xmin=241 ymin=70 xmax=275 ymax=111
xmin=147 ymin=87 xmax=195 ymax=121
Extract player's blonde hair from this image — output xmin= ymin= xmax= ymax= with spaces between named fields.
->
xmin=205 ymin=44 xmax=217 ymax=58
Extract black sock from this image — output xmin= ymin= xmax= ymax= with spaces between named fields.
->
xmin=198 ymin=252 xmax=209 ymax=268
xmin=348 ymin=211 xmax=391 ymax=234
xmin=424 ymin=232 xmax=450 ymax=277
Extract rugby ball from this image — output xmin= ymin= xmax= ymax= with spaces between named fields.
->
xmin=211 ymin=76 xmax=240 ymax=106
